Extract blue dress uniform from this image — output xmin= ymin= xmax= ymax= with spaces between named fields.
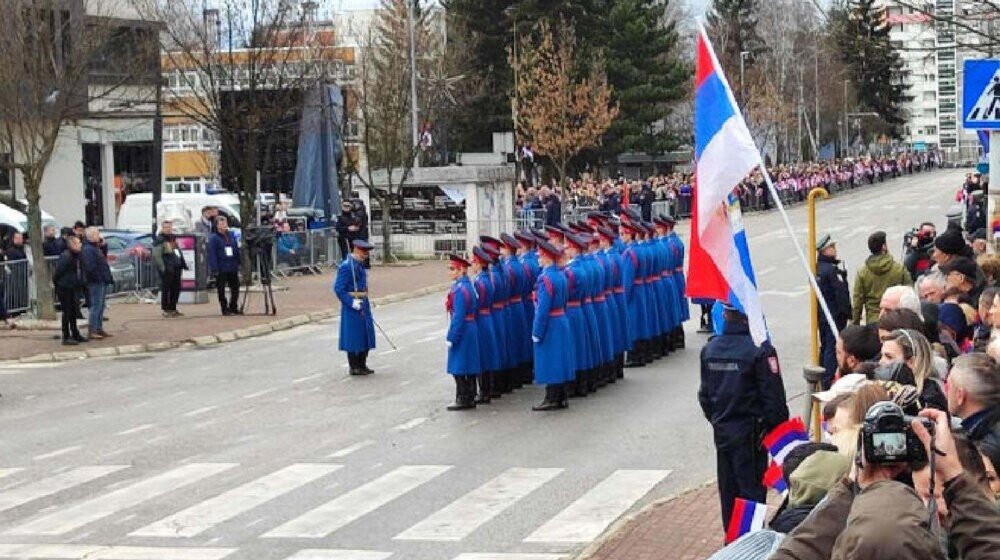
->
xmin=629 ymin=228 xmax=652 ymax=364
xmin=445 ymin=255 xmax=481 ymax=410
xmin=333 ymin=240 xmax=376 ymax=375
xmin=643 ymin=235 xmax=667 ymax=359
xmin=501 ymin=234 xmax=533 ymax=382
xmin=619 ymin=227 xmax=642 ymax=363
xmin=698 ymin=309 xmax=789 ymax=532
xmin=532 ymin=240 xmax=574 ymax=410
xmin=482 ymin=242 xmax=515 ymax=391
xmin=599 ymin=226 xmax=627 ymax=379
xmin=576 ymin=248 xmax=603 ymax=393
xmin=665 ymin=219 xmax=690 ymax=347
xmin=586 ymin=244 xmax=614 ymax=384
xmin=472 ymin=248 xmax=502 ymax=402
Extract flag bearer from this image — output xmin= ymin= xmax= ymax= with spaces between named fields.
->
xmin=333 ymin=239 xmax=376 ymax=376
xmin=445 ymin=254 xmax=481 ymax=410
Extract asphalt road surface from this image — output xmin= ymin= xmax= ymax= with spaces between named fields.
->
xmin=0 ymin=169 xmax=963 ymax=560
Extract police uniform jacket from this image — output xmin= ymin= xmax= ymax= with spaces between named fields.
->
xmin=698 ymin=322 xmax=789 ymax=448
xmin=446 ymin=275 xmax=481 ymax=376
xmin=333 ymin=256 xmax=376 ymax=352
xmin=816 ymin=254 xmax=851 ymax=329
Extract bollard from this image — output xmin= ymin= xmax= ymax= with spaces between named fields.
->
xmin=802 ymin=364 xmax=825 ymax=442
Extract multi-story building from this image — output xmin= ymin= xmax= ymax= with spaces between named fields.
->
xmin=162 ymin=2 xmax=359 ymax=199
xmin=1 ymin=0 xmax=161 ymax=227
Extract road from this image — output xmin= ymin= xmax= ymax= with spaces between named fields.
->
xmin=0 ymin=169 xmax=962 ymax=560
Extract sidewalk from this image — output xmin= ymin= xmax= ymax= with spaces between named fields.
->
xmin=0 ymin=260 xmax=449 ymax=362
xmin=580 ymin=482 xmax=782 ymax=560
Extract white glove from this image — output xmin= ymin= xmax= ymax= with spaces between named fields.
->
xmin=351 ymin=298 xmax=362 ymax=311
xmin=532 ymin=336 xmax=540 ymax=343
xmin=446 ymin=341 xmax=452 ymax=348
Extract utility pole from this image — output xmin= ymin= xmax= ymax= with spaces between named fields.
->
xmin=814 ymin=43 xmax=820 ymax=158
xmin=407 ymin=0 xmax=420 ymax=168
xmin=798 ymin=65 xmax=804 ymax=162
xmin=739 ymin=51 xmax=750 ymax=108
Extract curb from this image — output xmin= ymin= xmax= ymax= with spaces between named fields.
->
xmin=6 ymin=282 xmax=451 ymax=365
xmin=573 ymin=479 xmax=717 ymax=560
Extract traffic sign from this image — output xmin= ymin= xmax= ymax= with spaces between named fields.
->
xmin=963 ymin=59 xmax=1000 ymax=129
xmin=913 ymin=141 xmax=926 ymax=152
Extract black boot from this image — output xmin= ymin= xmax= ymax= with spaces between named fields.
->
xmin=674 ymin=327 xmax=685 ymax=349
xmin=533 ymin=384 xmax=567 ymax=411
xmin=625 ymin=350 xmax=643 ymax=368
xmin=476 ymin=373 xmax=492 ymax=404
xmin=347 ymin=353 xmax=363 ymax=376
xmin=489 ymin=372 xmax=503 ymax=399
xmin=361 ymin=351 xmax=374 ymax=374
xmin=571 ymin=374 xmax=587 ymax=398
xmin=448 ymin=377 xmax=476 ymax=410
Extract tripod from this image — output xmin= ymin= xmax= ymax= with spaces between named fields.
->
xmin=240 ymin=243 xmax=277 ymax=316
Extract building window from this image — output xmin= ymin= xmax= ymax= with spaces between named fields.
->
xmin=923 ymin=91 xmax=937 ymax=101
xmin=925 ymin=126 xmax=937 ymax=135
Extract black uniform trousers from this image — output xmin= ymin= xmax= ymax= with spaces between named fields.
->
xmin=161 ymin=274 xmax=182 ymax=312
xmin=216 ymin=271 xmax=240 ymax=313
xmin=819 ymin=321 xmax=838 ymax=389
xmin=56 ymin=288 xmax=82 ymax=340
xmin=716 ymin=439 xmax=768 ymax=533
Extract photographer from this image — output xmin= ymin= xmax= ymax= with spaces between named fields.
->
xmin=904 ymin=222 xmax=937 ymax=282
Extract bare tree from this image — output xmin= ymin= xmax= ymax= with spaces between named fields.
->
xmin=348 ymin=0 xmax=454 ymax=263
xmin=131 ymin=0 xmax=343 ymax=278
xmin=0 ymin=0 xmax=157 ymax=318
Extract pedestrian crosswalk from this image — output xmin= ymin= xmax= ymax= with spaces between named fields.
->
xmin=0 ymin=462 xmax=671 ymax=559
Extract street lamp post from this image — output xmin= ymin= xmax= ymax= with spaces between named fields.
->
xmin=739 ymin=51 xmax=750 ymax=107
xmin=407 ymin=0 xmax=420 ymax=168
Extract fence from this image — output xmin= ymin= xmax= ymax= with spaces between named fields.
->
xmin=272 ymin=227 xmax=340 ymax=276
xmin=1 ymin=259 xmax=31 ymax=315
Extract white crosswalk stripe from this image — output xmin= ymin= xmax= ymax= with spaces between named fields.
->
xmin=0 ymin=466 xmax=129 ymax=514
xmin=450 ymin=555 xmax=565 ymax=560
xmin=132 ymin=464 xmax=342 ymax=538
xmin=395 ymin=468 xmax=563 ymax=542
xmin=0 ymin=468 xmax=24 ymax=481
xmin=0 ymin=544 xmax=236 ymax=559
xmin=282 ymin=551 xmax=394 ymax=560
xmin=5 ymin=463 xmax=237 ymax=536
xmin=523 ymin=470 xmax=671 ymax=543
xmin=263 ymin=465 xmax=452 ymax=539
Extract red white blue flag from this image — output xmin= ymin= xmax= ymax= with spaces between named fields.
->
xmin=763 ymin=417 xmax=810 ymax=464
xmin=726 ymin=497 xmax=768 ymax=544
xmin=686 ymin=24 xmax=768 ymax=345
xmin=763 ymin=461 xmax=789 ymax=497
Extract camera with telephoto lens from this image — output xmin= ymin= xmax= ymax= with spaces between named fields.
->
xmin=903 ymin=227 xmax=935 ymax=252
xmin=861 ymin=402 xmax=934 ymax=465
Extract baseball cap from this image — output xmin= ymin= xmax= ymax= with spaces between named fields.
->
xmin=813 ymin=373 xmax=867 ymax=402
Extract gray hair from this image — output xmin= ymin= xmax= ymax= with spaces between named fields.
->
xmin=950 ymin=353 xmax=1000 ymax=407
xmin=919 ymin=272 xmax=946 ymax=291
xmin=84 ymin=226 xmax=100 ymax=241
xmin=884 ymin=286 xmax=923 ymax=319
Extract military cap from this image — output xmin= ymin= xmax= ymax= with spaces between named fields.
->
xmin=447 ymin=253 xmax=471 ymax=268
xmin=479 ymin=235 xmax=502 ymax=248
xmin=536 ymin=239 xmax=563 ymax=260
xmin=352 ymin=239 xmax=374 ymax=251
xmin=500 ymin=233 xmax=522 ymax=250
xmin=471 ymin=246 xmax=493 ymax=266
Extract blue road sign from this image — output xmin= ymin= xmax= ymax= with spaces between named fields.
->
xmin=913 ymin=141 xmax=926 ymax=152
xmin=963 ymin=59 xmax=1000 ymax=130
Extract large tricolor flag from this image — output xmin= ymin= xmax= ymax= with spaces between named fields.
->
xmin=687 ymin=24 xmax=768 ymax=344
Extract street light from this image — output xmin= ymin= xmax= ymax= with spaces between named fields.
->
xmin=739 ymin=51 xmax=750 ymax=106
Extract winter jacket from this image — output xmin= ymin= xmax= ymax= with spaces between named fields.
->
xmin=52 ymin=250 xmax=85 ymax=293
xmin=816 ymin=254 xmax=851 ymax=328
xmin=941 ymin=472 xmax=1000 ymax=560
xmin=851 ymin=253 xmax=911 ymax=324
xmin=81 ymin=241 xmax=113 ymax=286
xmin=207 ymin=231 xmax=240 ymax=274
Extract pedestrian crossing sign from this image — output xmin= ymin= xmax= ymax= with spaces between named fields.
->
xmin=963 ymin=60 xmax=1000 ymax=130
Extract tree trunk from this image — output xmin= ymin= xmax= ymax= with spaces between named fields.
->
xmin=24 ymin=172 xmax=55 ymax=320
xmin=381 ymin=196 xmax=393 ymax=263
xmin=238 ymin=189 xmax=255 ymax=285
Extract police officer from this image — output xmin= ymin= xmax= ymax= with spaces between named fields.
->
xmin=333 ymin=239 xmax=376 ymax=375
xmin=816 ymin=234 xmax=851 ymax=388
xmin=698 ymin=304 xmax=789 ymax=533
xmin=445 ymin=254 xmax=481 ymax=410
xmin=531 ymin=240 xmax=575 ymax=410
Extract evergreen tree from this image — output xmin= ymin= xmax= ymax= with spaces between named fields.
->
xmin=832 ymin=0 xmax=908 ymax=137
xmin=601 ymin=0 xmax=689 ymax=157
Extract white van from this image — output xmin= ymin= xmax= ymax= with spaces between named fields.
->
xmin=0 ymin=201 xmax=60 ymax=240
xmin=116 ymin=193 xmax=243 ymax=233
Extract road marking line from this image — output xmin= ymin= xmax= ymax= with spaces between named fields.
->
xmin=263 ymin=465 xmax=452 ymax=538
xmin=0 ymin=544 xmax=236 ymax=559
xmin=183 ymin=405 xmax=219 ymax=418
xmin=0 ymin=466 xmax=129 ymax=514
xmin=32 ymin=445 xmax=82 ymax=461
xmin=524 ymin=469 xmax=671 ymax=543
xmin=132 ymin=464 xmax=342 ymax=538
xmin=5 ymin=463 xmax=236 ymax=536
xmin=242 ymin=388 xmax=277 ymax=399
xmin=395 ymin=467 xmax=563 ymax=541
xmin=293 ymin=373 xmax=323 ymax=385
xmin=326 ymin=440 xmax=375 ymax=459
xmin=390 ymin=417 xmax=427 ymax=432
xmin=450 ymin=555 xmax=565 ymax=560
xmin=117 ymin=424 xmax=156 ymax=436
xmin=281 ymin=551 xmax=394 ymax=560
xmin=0 ymin=468 xmax=24 ymax=480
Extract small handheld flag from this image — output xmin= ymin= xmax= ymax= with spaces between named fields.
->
xmin=762 ymin=461 xmax=789 ymax=497
xmin=763 ymin=417 xmax=809 ymax=465
xmin=725 ymin=498 xmax=767 ymax=544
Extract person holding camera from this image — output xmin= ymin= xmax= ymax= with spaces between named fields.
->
xmin=333 ymin=239 xmax=376 ymax=376
xmin=904 ymin=222 xmax=936 ymax=282
xmin=206 ymin=215 xmax=241 ymax=316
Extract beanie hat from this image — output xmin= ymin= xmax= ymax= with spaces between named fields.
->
xmin=938 ymin=302 xmax=968 ymax=337
xmin=934 ymin=229 xmax=966 ymax=256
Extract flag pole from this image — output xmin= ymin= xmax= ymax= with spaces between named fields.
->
xmin=755 ymin=164 xmax=841 ymax=340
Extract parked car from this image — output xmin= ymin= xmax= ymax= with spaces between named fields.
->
xmin=99 ymin=230 xmax=155 ymax=293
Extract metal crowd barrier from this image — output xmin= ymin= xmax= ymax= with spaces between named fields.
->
xmin=272 ymin=227 xmax=341 ymax=276
xmin=1 ymin=259 xmax=31 ymax=315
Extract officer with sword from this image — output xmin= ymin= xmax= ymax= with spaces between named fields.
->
xmin=333 ymin=239 xmax=377 ymax=375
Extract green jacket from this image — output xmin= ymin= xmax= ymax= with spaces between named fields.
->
xmin=851 ymin=253 xmax=911 ymax=325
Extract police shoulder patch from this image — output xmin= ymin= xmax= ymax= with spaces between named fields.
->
xmin=768 ymin=356 xmax=780 ymax=375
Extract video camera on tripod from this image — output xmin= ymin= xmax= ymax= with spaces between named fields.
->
xmin=239 ymin=225 xmax=278 ymax=315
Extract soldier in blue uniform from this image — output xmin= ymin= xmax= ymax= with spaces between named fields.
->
xmin=662 ymin=214 xmax=689 ymax=348
xmin=598 ymin=226 xmax=627 ymax=380
xmin=586 ymin=233 xmax=616 ymax=387
xmin=333 ymin=239 xmax=377 ymax=376
xmin=619 ymin=222 xmax=644 ymax=367
xmin=470 ymin=247 xmax=502 ymax=403
xmin=480 ymin=238 xmax=516 ymax=392
xmin=445 ymin=254 xmax=482 ymax=410
xmin=654 ymin=217 xmax=680 ymax=355
xmin=698 ymin=304 xmax=789 ymax=530
xmin=500 ymin=234 xmax=533 ymax=387
xmin=563 ymin=233 xmax=596 ymax=395
xmin=531 ymin=240 xmax=575 ymax=411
